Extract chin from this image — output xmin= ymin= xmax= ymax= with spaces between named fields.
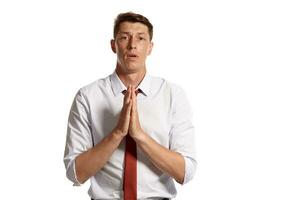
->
xmin=125 ymin=63 xmax=142 ymax=73
xmin=126 ymin=68 xmax=140 ymax=74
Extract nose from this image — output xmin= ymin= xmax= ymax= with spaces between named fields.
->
xmin=128 ymin=37 xmax=137 ymax=50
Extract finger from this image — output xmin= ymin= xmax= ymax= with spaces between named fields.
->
xmin=118 ymin=98 xmax=132 ymax=132
xmin=131 ymin=87 xmax=137 ymax=113
xmin=122 ymin=86 xmax=132 ymax=115
xmin=123 ymin=85 xmax=132 ymax=105
xmin=123 ymin=99 xmax=132 ymax=127
xmin=129 ymin=85 xmax=132 ymax=101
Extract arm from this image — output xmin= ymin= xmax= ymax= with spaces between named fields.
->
xmin=134 ymin=131 xmax=185 ymax=184
xmin=75 ymin=129 xmax=124 ymax=183
xmin=75 ymin=86 xmax=133 ymax=183
xmin=64 ymin=86 xmax=133 ymax=184
xmin=129 ymin=86 xmax=190 ymax=184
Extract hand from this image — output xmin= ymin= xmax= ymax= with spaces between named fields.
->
xmin=128 ymin=86 xmax=145 ymax=140
xmin=114 ymin=85 xmax=133 ymax=137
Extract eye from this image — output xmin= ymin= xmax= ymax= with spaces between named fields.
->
xmin=139 ymin=37 xmax=145 ymax=41
xmin=120 ymin=36 xmax=128 ymax=40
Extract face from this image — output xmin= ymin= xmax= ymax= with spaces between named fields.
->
xmin=111 ymin=22 xmax=153 ymax=74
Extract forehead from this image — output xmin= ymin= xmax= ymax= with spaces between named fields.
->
xmin=117 ymin=22 xmax=149 ymax=35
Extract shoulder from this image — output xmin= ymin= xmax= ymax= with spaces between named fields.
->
xmin=153 ymin=75 xmax=186 ymax=95
xmin=76 ymin=75 xmax=111 ymax=100
xmin=148 ymin=74 xmax=185 ymax=96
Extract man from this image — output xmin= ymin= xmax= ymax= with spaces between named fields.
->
xmin=64 ymin=12 xmax=197 ymax=200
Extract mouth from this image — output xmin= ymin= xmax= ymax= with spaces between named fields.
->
xmin=127 ymin=53 xmax=139 ymax=59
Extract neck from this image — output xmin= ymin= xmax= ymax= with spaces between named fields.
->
xmin=115 ymin=65 xmax=146 ymax=89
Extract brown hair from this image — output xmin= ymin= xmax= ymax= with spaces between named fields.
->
xmin=113 ymin=12 xmax=153 ymax=41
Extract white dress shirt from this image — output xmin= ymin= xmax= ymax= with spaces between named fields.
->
xmin=64 ymin=71 xmax=197 ymax=200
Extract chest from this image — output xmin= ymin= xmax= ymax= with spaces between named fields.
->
xmin=90 ymin=93 xmax=172 ymax=145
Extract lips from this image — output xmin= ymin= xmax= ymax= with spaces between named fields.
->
xmin=127 ymin=53 xmax=138 ymax=58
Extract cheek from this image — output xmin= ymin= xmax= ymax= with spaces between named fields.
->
xmin=117 ymin=53 xmax=126 ymax=63
xmin=144 ymin=44 xmax=152 ymax=55
xmin=116 ymin=42 xmax=127 ymax=52
xmin=146 ymin=47 xmax=151 ymax=55
xmin=116 ymin=47 xmax=126 ymax=57
xmin=141 ymin=46 xmax=150 ymax=54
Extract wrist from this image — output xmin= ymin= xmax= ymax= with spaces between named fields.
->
xmin=131 ymin=130 xmax=147 ymax=144
xmin=112 ymin=129 xmax=126 ymax=141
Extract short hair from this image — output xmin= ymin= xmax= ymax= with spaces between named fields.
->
xmin=113 ymin=12 xmax=153 ymax=41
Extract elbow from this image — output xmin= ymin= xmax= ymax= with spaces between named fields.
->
xmin=75 ymin=170 xmax=87 ymax=185
xmin=173 ymin=154 xmax=186 ymax=184
xmin=75 ymin=169 xmax=89 ymax=184
xmin=65 ymin=157 xmax=87 ymax=186
xmin=65 ymin=159 xmax=82 ymax=186
xmin=175 ymin=175 xmax=185 ymax=185
xmin=74 ymin=157 xmax=89 ymax=184
xmin=173 ymin=165 xmax=185 ymax=184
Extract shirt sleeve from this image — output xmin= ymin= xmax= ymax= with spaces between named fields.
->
xmin=63 ymin=89 xmax=93 ymax=186
xmin=169 ymin=85 xmax=197 ymax=184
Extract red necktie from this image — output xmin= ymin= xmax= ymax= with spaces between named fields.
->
xmin=123 ymin=89 xmax=140 ymax=200
xmin=123 ymin=135 xmax=137 ymax=200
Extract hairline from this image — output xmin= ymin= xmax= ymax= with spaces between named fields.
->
xmin=113 ymin=12 xmax=153 ymax=41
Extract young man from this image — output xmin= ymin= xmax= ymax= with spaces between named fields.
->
xmin=64 ymin=12 xmax=197 ymax=200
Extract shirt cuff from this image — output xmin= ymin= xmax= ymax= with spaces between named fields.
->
xmin=182 ymin=156 xmax=197 ymax=184
xmin=66 ymin=159 xmax=82 ymax=186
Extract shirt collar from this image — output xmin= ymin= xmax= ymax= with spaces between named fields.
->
xmin=110 ymin=71 xmax=151 ymax=97
xmin=110 ymin=71 xmax=127 ymax=96
xmin=137 ymin=72 xmax=150 ymax=97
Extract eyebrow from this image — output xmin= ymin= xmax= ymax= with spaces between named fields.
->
xmin=119 ymin=32 xmax=146 ymax=35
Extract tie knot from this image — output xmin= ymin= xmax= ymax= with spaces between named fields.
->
xmin=135 ymin=88 xmax=141 ymax=95
xmin=122 ymin=88 xmax=141 ymax=95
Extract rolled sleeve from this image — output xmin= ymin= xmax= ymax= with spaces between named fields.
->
xmin=169 ymin=85 xmax=197 ymax=184
xmin=183 ymin=156 xmax=197 ymax=184
xmin=64 ymin=89 xmax=93 ymax=185
xmin=65 ymin=158 xmax=82 ymax=186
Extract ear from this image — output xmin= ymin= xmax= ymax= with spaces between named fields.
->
xmin=147 ymin=42 xmax=154 ymax=55
xmin=110 ymin=39 xmax=116 ymax=53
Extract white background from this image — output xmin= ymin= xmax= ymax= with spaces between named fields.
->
xmin=0 ymin=0 xmax=299 ymax=199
